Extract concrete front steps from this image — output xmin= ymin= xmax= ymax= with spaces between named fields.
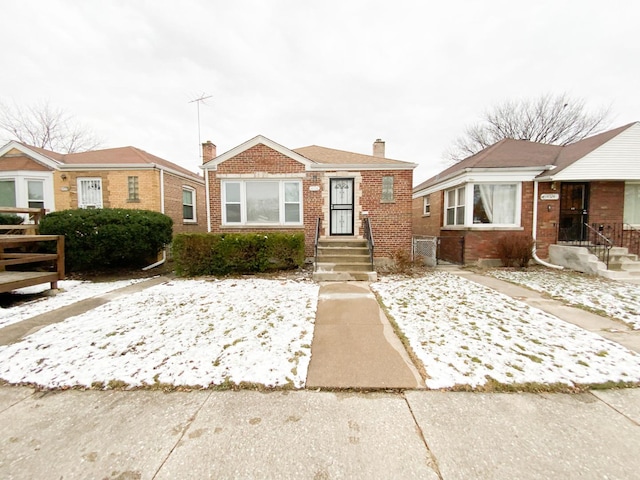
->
xmin=549 ymin=245 xmax=640 ymax=283
xmin=312 ymin=238 xmax=377 ymax=282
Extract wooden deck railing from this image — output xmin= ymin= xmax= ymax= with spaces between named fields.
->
xmin=0 ymin=207 xmax=46 ymax=235
xmin=0 ymin=207 xmax=65 ymax=293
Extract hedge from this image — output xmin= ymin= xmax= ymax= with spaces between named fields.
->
xmin=173 ymin=232 xmax=305 ymax=276
xmin=39 ymin=208 xmax=173 ymax=271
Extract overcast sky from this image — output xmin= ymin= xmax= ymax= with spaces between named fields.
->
xmin=2 ymin=0 xmax=639 ymax=184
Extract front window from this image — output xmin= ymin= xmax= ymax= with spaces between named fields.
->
xmin=183 ymin=187 xmax=196 ymax=221
xmin=624 ymin=182 xmax=640 ymax=225
xmin=0 ymin=179 xmax=16 ymax=207
xmin=27 ymin=180 xmax=45 ymax=209
xmin=444 ymin=183 xmax=520 ymax=227
xmin=445 ymin=187 xmax=465 ymax=226
xmin=78 ymin=178 xmax=103 ymax=208
xmin=222 ymin=180 xmax=302 ymax=225
xmin=473 ymin=184 xmax=517 ymax=224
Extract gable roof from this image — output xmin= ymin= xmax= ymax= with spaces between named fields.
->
xmin=414 ymin=121 xmax=640 ymax=193
xmin=202 ymin=135 xmax=314 ymax=170
xmin=0 ymin=141 xmax=203 ymax=183
xmin=202 ymin=135 xmax=416 ymax=171
xmin=294 ymin=145 xmax=416 ymax=169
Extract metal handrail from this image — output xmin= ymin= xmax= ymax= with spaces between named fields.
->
xmin=363 ymin=217 xmax=374 ymax=270
xmin=584 ymin=223 xmax=613 ymax=268
xmin=314 ymin=217 xmax=321 ymax=270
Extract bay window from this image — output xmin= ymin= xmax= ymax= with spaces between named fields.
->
xmin=0 ymin=179 xmax=16 ymax=207
xmin=445 ymin=187 xmax=465 ymax=226
xmin=473 ymin=184 xmax=517 ymax=224
xmin=445 ymin=182 xmax=520 ymax=227
xmin=223 ymin=180 xmax=302 ymax=225
xmin=624 ymin=182 xmax=640 ymax=225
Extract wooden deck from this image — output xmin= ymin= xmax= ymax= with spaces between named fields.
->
xmin=0 ymin=234 xmax=65 ymax=294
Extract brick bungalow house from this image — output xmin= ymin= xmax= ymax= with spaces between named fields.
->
xmin=201 ymin=135 xmax=416 ymax=276
xmin=413 ymin=121 xmax=640 ymax=266
xmin=0 ymin=141 xmax=207 ymax=234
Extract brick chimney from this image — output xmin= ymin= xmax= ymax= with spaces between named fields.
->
xmin=202 ymin=140 xmax=216 ymax=164
xmin=373 ymin=138 xmax=385 ymax=158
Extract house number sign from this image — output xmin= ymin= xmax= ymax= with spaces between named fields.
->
xmin=540 ymin=193 xmax=559 ymax=200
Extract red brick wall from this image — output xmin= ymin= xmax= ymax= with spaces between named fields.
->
xmin=206 ymin=144 xmax=414 ymax=259
xmin=412 ymin=191 xmax=442 ymax=237
xmin=588 ymin=181 xmax=625 ymax=226
xmin=360 ymin=170 xmax=414 ymax=258
xmin=162 ymin=172 xmax=207 ymax=234
xmin=207 ymin=144 xmax=313 ymax=255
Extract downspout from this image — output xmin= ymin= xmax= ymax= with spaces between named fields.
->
xmin=205 ymin=167 xmax=211 ymax=232
xmin=532 ymin=179 xmax=564 ymax=269
xmin=143 ymin=167 xmax=167 ymax=270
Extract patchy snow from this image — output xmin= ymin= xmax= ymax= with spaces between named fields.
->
xmin=487 ymin=269 xmax=640 ymax=330
xmin=372 ymin=272 xmax=640 ymax=390
xmin=0 ymin=279 xmax=146 ymax=329
xmin=1 ymin=269 xmax=640 ymax=391
xmin=0 ymin=278 xmax=318 ymax=389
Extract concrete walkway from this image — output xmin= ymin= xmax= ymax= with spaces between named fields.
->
xmin=0 ymin=275 xmax=171 ymax=346
xmin=305 ymin=282 xmax=424 ymax=389
xmin=447 ymin=267 xmax=640 ymax=354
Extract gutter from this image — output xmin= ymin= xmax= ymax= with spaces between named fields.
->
xmin=532 ymin=180 xmax=563 ymax=269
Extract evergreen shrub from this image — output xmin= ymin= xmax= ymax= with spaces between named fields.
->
xmin=39 ymin=208 xmax=173 ymax=271
xmin=173 ymin=232 xmax=305 ymax=276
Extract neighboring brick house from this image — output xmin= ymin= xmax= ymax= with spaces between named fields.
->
xmin=201 ymin=135 xmax=416 ymax=262
xmin=413 ymin=122 xmax=640 ymax=265
xmin=0 ymin=141 xmax=206 ymax=234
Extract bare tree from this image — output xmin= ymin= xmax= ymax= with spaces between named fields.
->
xmin=0 ymin=100 xmax=102 ymax=153
xmin=446 ymin=93 xmax=611 ymax=162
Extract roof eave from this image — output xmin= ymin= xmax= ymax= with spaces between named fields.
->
xmin=309 ymin=162 xmax=417 ymax=171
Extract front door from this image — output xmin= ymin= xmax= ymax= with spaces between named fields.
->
xmin=330 ymin=178 xmax=354 ymax=235
xmin=559 ymin=183 xmax=589 ymax=241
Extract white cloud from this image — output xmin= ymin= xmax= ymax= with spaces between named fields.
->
xmin=1 ymin=0 xmax=638 ymax=183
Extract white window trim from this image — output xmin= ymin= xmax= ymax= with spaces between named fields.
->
xmin=423 ymin=194 xmax=431 ymax=216
xmin=77 ymin=177 xmax=104 ymax=209
xmin=182 ymin=186 xmax=197 ymax=223
xmin=624 ymin=181 xmax=640 ymax=227
xmin=221 ymin=179 xmax=303 ymax=226
xmin=0 ymin=172 xmax=54 ymax=212
xmin=443 ymin=182 xmax=522 ymax=229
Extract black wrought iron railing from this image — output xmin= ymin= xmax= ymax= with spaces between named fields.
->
xmin=314 ymin=217 xmax=321 ymax=270
xmin=583 ymin=223 xmax=613 ymax=268
xmin=363 ymin=217 xmax=374 ymax=270
xmin=560 ymin=223 xmax=640 ymax=269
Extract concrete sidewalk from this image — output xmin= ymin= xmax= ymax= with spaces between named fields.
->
xmin=305 ymin=282 xmax=424 ymax=389
xmin=1 ymin=386 xmax=640 ymax=479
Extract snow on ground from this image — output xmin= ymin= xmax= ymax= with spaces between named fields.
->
xmin=0 ymin=278 xmax=318 ymax=389
xmin=1 ymin=269 xmax=640 ymax=391
xmin=372 ymin=272 xmax=640 ymax=390
xmin=0 ymin=279 xmax=145 ymax=329
xmin=488 ymin=269 xmax=640 ymax=330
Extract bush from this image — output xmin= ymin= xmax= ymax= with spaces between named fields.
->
xmin=0 ymin=213 xmax=24 ymax=235
xmin=496 ymin=234 xmax=534 ymax=268
xmin=173 ymin=232 xmax=305 ymax=276
xmin=0 ymin=213 xmax=24 ymax=225
xmin=39 ymin=208 xmax=173 ymax=271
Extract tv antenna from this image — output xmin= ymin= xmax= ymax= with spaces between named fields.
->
xmin=189 ymin=93 xmax=213 ymax=160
